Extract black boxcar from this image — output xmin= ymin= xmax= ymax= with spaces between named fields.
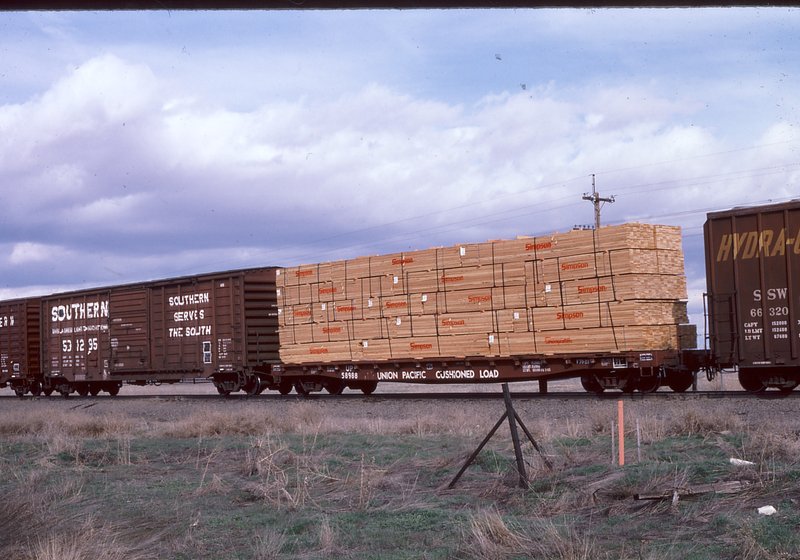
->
xmin=705 ymin=200 xmax=800 ymax=392
xmin=41 ymin=267 xmax=279 ymax=396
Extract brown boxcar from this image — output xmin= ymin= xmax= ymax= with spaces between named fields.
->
xmin=0 ymin=298 xmax=42 ymax=396
xmin=705 ymin=200 xmax=800 ymax=392
xmin=41 ymin=267 xmax=279 ymax=396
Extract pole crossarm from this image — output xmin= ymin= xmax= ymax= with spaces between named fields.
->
xmin=582 ymin=174 xmax=615 ymax=229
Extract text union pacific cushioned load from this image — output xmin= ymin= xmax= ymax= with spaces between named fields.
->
xmin=276 ymin=222 xmax=691 ymax=363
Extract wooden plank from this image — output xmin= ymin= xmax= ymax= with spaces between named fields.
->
xmin=381 ymin=296 xmax=411 ymax=318
xmin=560 ymin=273 xmax=688 ymax=304
xmin=439 ymin=288 xmax=495 ymax=313
xmin=495 ymin=308 xmax=530 ymax=333
xmin=395 ymin=247 xmax=439 ymax=274
xmin=437 ymin=311 xmax=495 ymax=336
xmin=405 ymin=269 xmax=440 ymax=293
xmin=438 ymin=266 xmax=496 ymax=292
xmin=389 ymin=336 xmax=442 ymax=359
xmin=350 ymin=318 xmax=386 ymax=341
xmin=410 ymin=314 xmax=439 ymax=337
xmin=436 ymin=242 xmax=495 ymax=269
xmin=437 ymin=333 xmax=501 ymax=358
xmin=408 ymin=291 xmax=437 ymax=315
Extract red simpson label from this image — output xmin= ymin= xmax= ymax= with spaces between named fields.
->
xmin=545 ymin=337 xmax=573 ymax=345
xmin=294 ymin=310 xmax=312 ymax=317
xmin=391 ymin=257 xmax=414 ymax=265
xmin=557 ymin=311 xmax=584 ymax=320
xmin=385 ymin=301 xmax=408 ymax=309
xmin=561 ymin=262 xmax=589 ymax=271
xmin=410 ymin=342 xmax=433 ymax=350
xmin=577 ymin=285 xmax=608 ymax=294
xmin=468 ymin=295 xmax=492 ymax=304
xmin=322 ymin=327 xmax=342 ymax=334
xmin=525 ymin=241 xmax=553 ymax=251
xmin=295 ymin=270 xmax=313 ymax=277
xmin=441 ymin=275 xmax=465 ymax=283
xmin=336 ymin=305 xmax=356 ymax=312
xmin=319 ymin=287 xmax=337 ymax=295
xmin=310 ymin=347 xmax=329 ymax=355
xmin=442 ymin=319 xmax=466 ymax=327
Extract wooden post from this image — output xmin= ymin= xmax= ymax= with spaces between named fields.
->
xmin=617 ymin=400 xmax=625 ymax=466
xmin=448 ymin=383 xmax=551 ymax=489
xmin=504 ymin=384 xmax=529 ymax=488
xmin=636 ymin=418 xmax=642 ymax=463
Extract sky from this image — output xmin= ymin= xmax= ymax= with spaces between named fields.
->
xmin=1 ymin=7 xmax=799 ymax=337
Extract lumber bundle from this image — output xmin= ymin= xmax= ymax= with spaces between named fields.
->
xmin=276 ymin=223 xmax=692 ymax=363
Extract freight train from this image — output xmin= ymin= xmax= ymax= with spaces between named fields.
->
xmin=1 ymin=200 xmax=798 ymax=397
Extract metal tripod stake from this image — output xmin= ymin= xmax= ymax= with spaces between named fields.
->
xmin=448 ymin=383 xmax=552 ymax=489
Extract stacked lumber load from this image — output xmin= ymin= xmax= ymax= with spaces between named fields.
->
xmin=277 ymin=222 xmax=691 ymax=363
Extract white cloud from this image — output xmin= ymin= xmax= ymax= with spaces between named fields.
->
xmin=0 ymin=7 xmax=797 ymax=302
xmin=9 ymin=242 xmax=63 ymax=265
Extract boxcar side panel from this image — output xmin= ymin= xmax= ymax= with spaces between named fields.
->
xmin=109 ymin=289 xmax=150 ymax=374
xmin=149 ymin=267 xmax=279 ymax=377
xmin=705 ymin=201 xmax=800 ymax=368
xmin=245 ymin=270 xmax=280 ymax=368
xmin=151 ymin=279 xmax=219 ymax=375
xmin=42 ymin=291 xmax=112 ymax=381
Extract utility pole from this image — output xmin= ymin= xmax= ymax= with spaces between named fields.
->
xmin=582 ymin=175 xmax=615 ymax=229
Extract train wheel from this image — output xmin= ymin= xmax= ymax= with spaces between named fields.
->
xmin=216 ymin=385 xmax=231 ymax=396
xmin=324 ymin=379 xmax=345 ymax=395
xmin=30 ymin=381 xmax=42 ymax=397
xmin=278 ymin=381 xmax=293 ymax=395
xmin=621 ymin=379 xmax=636 ymax=393
xmin=667 ymin=371 xmax=694 ymax=393
xmin=59 ymin=385 xmax=71 ymax=398
xmin=294 ymin=381 xmax=310 ymax=396
xmin=106 ymin=384 xmax=120 ymax=396
xmin=637 ymin=375 xmax=659 ymax=394
xmin=738 ymin=370 xmax=766 ymax=394
xmin=76 ymin=384 xmax=90 ymax=397
xmin=359 ymin=380 xmax=378 ymax=395
xmin=89 ymin=385 xmax=101 ymax=397
xmin=778 ymin=382 xmax=798 ymax=395
xmin=14 ymin=387 xmax=26 ymax=398
xmin=580 ymin=376 xmax=604 ymax=394
xmin=243 ymin=375 xmax=262 ymax=396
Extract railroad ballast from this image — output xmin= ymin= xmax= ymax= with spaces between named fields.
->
xmin=1 ymin=199 xmax=799 ymax=397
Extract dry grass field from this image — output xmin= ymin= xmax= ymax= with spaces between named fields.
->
xmin=1 ymin=383 xmax=799 ymax=559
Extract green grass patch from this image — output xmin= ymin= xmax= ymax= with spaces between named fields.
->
xmin=2 ymin=407 xmax=799 ymax=560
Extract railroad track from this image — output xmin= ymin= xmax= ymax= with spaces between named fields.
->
xmin=2 ymin=389 xmax=798 ymax=401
